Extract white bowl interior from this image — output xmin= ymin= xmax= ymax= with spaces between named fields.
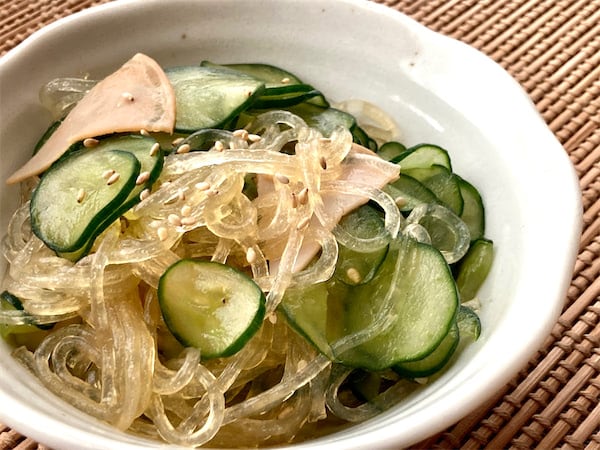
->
xmin=0 ymin=0 xmax=582 ymax=449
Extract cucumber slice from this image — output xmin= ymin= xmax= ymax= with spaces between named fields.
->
xmin=392 ymin=143 xmax=452 ymax=171
xmin=457 ymin=176 xmax=485 ymax=241
xmin=377 ymin=141 xmax=406 ymax=161
xmin=393 ymin=321 xmax=459 ymax=378
xmin=0 ymin=291 xmax=52 ymax=338
xmin=383 ymin=173 xmax=439 ymax=212
xmin=334 ymin=204 xmax=390 ymax=285
xmin=286 ymin=103 xmax=356 ymax=137
xmin=281 ymin=236 xmax=459 ymax=371
xmin=166 ymin=65 xmax=265 ymax=132
xmin=404 ymin=165 xmax=464 ymax=216
xmin=252 ymin=84 xmax=325 ymax=109
xmin=457 ymin=305 xmax=481 ymax=340
xmin=455 ymin=238 xmax=494 ymax=301
xmin=31 ymin=148 xmax=140 ymax=254
xmin=158 ymin=260 xmax=266 ymax=359
xmin=201 ymin=61 xmax=330 ymax=108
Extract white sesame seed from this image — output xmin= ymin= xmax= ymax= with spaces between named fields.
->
xmin=319 ymin=156 xmax=328 ymax=170
xmin=149 ymin=142 xmax=160 ymax=156
xmin=297 ymin=187 xmax=309 ymax=205
xmin=121 ymin=92 xmax=135 ymax=102
xmin=106 ymin=172 xmax=120 ymax=185
xmin=248 ymin=134 xmax=261 ymax=142
xmin=181 ymin=205 xmax=192 ymax=217
xmin=140 ymin=189 xmax=151 ymax=201
xmin=346 ymin=267 xmax=362 ymax=284
xmin=246 ymin=247 xmax=257 ymax=264
xmin=267 ymin=312 xmax=278 ymax=324
xmin=233 ymin=129 xmax=249 ymax=140
xmin=297 ymin=359 xmax=307 ymax=370
xmin=275 ymin=173 xmax=290 ymax=184
xmin=83 ymin=138 xmax=99 ymax=148
xmin=207 ymin=189 xmax=219 ymax=197
xmin=140 ymin=129 xmax=150 ymax=136
xmin=178 ymin=190 xmax=186 ymax=201
xmin=168 ymin=214 xmax=182 ymax=226
xmin=214 ymin=140 xmax=224 ymax=152
xmin=102 ymin=169 xmax=115 ymax=179
xmin=281 ymin=77 xmax=291 ymax=84
xmin=195 ymin=181 xmax=211 ymax=191
xmin=176 ymin=143 xmax=191 ymax=154
xmin=157 ymin=227 xmax=168 ymax=241
xmin=171 ymin=137 xmax=185 ymax=146
xmin=136 ymin=171 xmax=151 ymax=185
xmin=395 ymin=197 xmax=407 ymax=208
xmin=76 ymin=188 xmax=86 ymax=203
xmin=291 ymin=192 xmax=298 ymax=209
xmin=180 ymin=216 xmax=197 ymax=226
xmin=297 ymin=216 xmax=311 ymax=230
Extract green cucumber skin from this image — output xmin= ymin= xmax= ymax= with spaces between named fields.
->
xmin=158 ymin=260 xmax=266 ymax=359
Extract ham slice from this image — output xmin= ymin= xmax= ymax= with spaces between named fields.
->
xmin=7 ymin=53 xmax=176 ymax=184
xmin=265 ymin=143 xmax=400 ymax=273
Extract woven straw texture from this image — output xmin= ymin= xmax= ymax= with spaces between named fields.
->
xmin=1 ymin=0 xmax=599 ymax=449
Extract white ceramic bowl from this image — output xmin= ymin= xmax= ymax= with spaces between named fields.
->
xmin=0 ymin=0 xmax=582 ymax=449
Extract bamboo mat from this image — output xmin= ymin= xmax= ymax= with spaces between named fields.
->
xmin=0 ymin=0 xmax=599 ymax=449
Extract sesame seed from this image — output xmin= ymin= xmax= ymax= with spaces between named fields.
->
xmin=168 ymin=214 xmax=182 ymax=226
xmin=140 ymin=129 xmax=150 ymax=136
xmin=106 ymin=172 xmax=120 ymax=185
xmin=181 ymin=205 xmax=192 ymax=217
xmin=267 ymin=312 xmax=278 ymax=324
xmin=178 ymin=190 xmax=186 ymax=201
xmin=297 ymin=359 xmax=307 ymax=370
xmin=171 ymin=137 xmax=185 ymax=146
xmin=140 ymin=189 xmax=151 ymax=201
xmin=291 ymin=192 xmax=298 ymax=209
xmin=157 ymin=227 xmax=168 ymax=241
xmin=83 ymin=138 xmax=99 ymax=148
xmin=233 ymin=129 xmax=249 ymax=140
xmin=319 ymin=156 xmax=327 ymax=170
xmin=207 ymin=189 xmax=219 ymax=197
xmin=149 ymin=142 xmax=160 ymax=156
xmin=248 ymin=134 xmax=261 ymax=142
xmin=136 ymin=171 xmax=151 ymax=185
xmin=102 ymin=169 xmax=115 ymax=179
xmin=76 ymin=188 xmax=86 ymax=203
xmin=180 ymin=216 xmax=197 ymax=226
xmin=281 ymin=77 xmax=291 ymax=84
xmin=176 ymin=143 xmax=191 ymax=154
xmin=297 ymin=216 xmax=310 ymax=230
xmin=297 ymin=187 xmax=309 ymax=205
xmin=275 ymin=173 xmax=290 ymax=184
xmin=195 ymin=181 xmax=211 ymax=191
xmin=121 ymin=92 xmax=135 ymax=102
xmin=346 ymin=267 xmax=362 ymax=284
xmin=395 ymin=197 xmax=407 ymax=208
xmin=214 ymin=140 xmax=224 ymax=152
xmin=246 ymin=247 xmax=257 ymax=264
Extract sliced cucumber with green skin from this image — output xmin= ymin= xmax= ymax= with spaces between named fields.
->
xmin=457 ymin=305 xmax=481 ymax=340
xmin=251 ymin=84 xmax=325 ymax=109
xmin=457 ymin=176 xmax=485 ymax=241
xmin=158 ymin=260 xmax=266 ymax=359
xmin=455 ymin=238 xmax=494 ymax=301
xmin=334 ymin=204 xmax=390 ymax=285
xmin=393 ymin=321 xmax=459 ymax=378
xmin=392 ymin=143 xmax=452 ymax=171
xmin=0 ymin=291 xmax=53 ymax=338
xmin=166 ymin=65 xmax=265 ymax=132
xmin=286 ymin=103 xmax=356 ymax=137
xmin=31 ymin=148 xmax=140 ymax=254
xmin=404 ymin=165 xmax=464 ymax=216
xmin=377 ymin=141 xmax=406 ymax=161
xmin=281 ymin=235 xmax=459 ymax=371
xmin=201 ymin=61 xmax=330 ymax=107
xmin=383 ymin=173 xmax=439 ymax=212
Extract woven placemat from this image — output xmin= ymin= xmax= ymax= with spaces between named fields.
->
xmin=1 ymin=0 xmax=599 ymax=449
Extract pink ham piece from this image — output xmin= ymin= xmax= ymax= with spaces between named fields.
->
xmin=266 ymin=143 xmax=400 ymax=273
xmin=7 ymin=53 xmax=176 ymax=184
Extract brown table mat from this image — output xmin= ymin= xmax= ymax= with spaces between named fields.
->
xmin=1 ymin=0 xmax=599 ymax=449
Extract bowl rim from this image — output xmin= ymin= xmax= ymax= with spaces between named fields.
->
xmin=0 ymin=0 xmax=583 ymax=449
